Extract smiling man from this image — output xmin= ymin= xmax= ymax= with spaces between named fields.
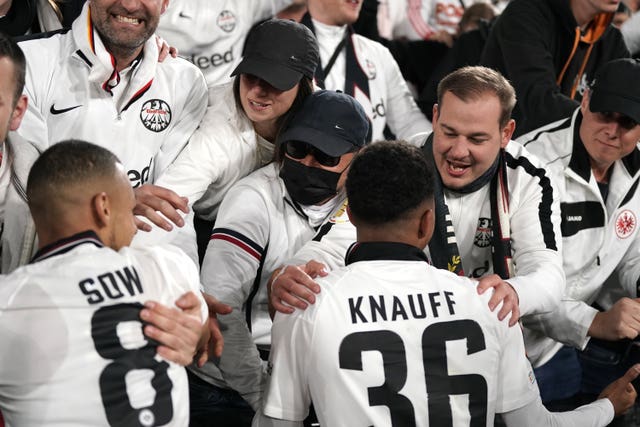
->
xmin=519 ymin=58 xmax=640 ymax=416
xmin=11 ymin=0 xmax=207 ymax=260
xmin=269 ymin=67 xmax=564 ymax=350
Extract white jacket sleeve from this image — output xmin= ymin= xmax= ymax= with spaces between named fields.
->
xmin=522 ymin=299 xmax=598 ymax=350
xmin=200 ymin=182 xmax=271 ymax=410
xmin=503 ymin=150 xmax=565 ymax=316
xmin=501 ymin=395 xmax=613 ymax=427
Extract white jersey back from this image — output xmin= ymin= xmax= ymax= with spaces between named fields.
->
xmin=263 ymin=244 xmax=538 ymax=426
xmin=0 ymin=233 xmax=202 ymax=427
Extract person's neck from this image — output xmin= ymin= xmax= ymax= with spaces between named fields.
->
xmin=102 ymin=39 xmax=144 ymax=72
xmin=570 ymin=0 xmax=600 ymax=28
xmin=591 ymin=161 xmax=613 ymax=184
xmin=356 ymin=227 xmax=425 ymax=249
xmin=307 ymin=5 xmax=343 ymax=27
xmin=253 ymin=120 xmax=278 ymax=143
xmin=0 ymin=0 xmax=12 ymax=17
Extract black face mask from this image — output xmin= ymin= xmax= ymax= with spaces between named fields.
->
xmin=279 ymin=157 xmax=342 ymax=205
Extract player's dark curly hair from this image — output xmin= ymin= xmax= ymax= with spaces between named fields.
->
xmin=346 ymin=141 xmax=434 ymax=225
xmin=27 ymin=140 xmax=120 ymax=211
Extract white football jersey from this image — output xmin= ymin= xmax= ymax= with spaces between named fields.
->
xmin=263 ymin=242 xmax=539 ymax=426
xmin=0 ymin=232 xmax=204 ymax=427
xmin=157 ymin=0 xmax=294 ymax=88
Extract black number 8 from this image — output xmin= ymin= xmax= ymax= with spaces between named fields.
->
xmin=91 ymin=303 xmax=174 ymax=427
xmin=339 ymin=319 xmax=487 ymax=426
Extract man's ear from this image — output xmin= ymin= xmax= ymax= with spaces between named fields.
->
xmin=417 ymin=202 xmax=435 ymax=245
xmin=161 ymin=0 xmax=170 ymax=14
xmin=581 ymin=88 xmax=591 ymax=115
xmin=92 ymin=192 xmax=111 ymax=228
xmin=432 ymin=103 xmax=439 ymax=124
xmin=500 ymin=119 xmax=516 ymax=148
xmin=9 ymin=95 xmax=27 ymax=131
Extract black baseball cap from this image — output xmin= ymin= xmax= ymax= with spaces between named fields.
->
xmin=231 ymin=19 xmax=319 ymax=91
xmin=589 ymin=58 xmax=640 ymax=125
xmin=278 ymin=90 xmax=371 ymax=157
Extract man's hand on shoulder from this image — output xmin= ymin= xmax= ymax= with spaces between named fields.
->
xmin=268 ymin=261 xmax=328 ymax=317
xmin=476 ymin=274 xmax=520 ymax=327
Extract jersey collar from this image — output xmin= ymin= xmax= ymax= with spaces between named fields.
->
xmin=31 ymin=230 xmax=104 ymax=263
xmin=345 ymin=241 xmax=429 ymax=266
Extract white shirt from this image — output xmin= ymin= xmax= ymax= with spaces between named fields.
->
xmin=262 ymin=243 xmax=539 ymax=425
xmin=0 ymin=232 xmax=206 ymax=427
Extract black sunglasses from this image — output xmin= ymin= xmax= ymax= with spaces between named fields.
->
xmin=284 ymin=140 xmax=343 ymax=167
xmin=595 ymin=111 xmax=638 ymax=131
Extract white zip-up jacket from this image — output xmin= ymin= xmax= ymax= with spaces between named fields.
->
xmin=0 ymin=132 xmax=39 ymax=273
xmin=289 ymin=140 xmax=564 ymax=319
xmin=17 ymin=2 xmax=207 ymax=188
xmin=518 ymin=109 xmax=640 ymax=367
xmin=156 ymin=82 xmax=275 ymax=221
xmin=312 ymin=19 xmax=431 ymax=142
xmin=192 ymin=163 xmax=346 ymax=410
xmin=157 ymin=0 xmax=294 ymax=88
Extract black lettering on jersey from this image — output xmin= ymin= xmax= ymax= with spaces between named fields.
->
xmin=408 ymin=294 xmax=427 ymax=319
xmin=349 ymin=292 xmax=457 ymax=324
xmin=444 ymin=291 xmax=456 ymax=315
xmin=80 ymin=278 xmax=105 ymax=304
xmin=391 ymin=296 xmax=409 ymax=321
xmin=188 ymin=49 xmax=234 ymax=70
xmin=349 ymin=297 xmax=367 ymax=324
xmin=428 ymin=292 xmax=442 ymax=317
xmin=79 ymin=266 xmax=144 ymax=305
xmin=128 ymin=157 xmax=153 ymax=188
xmin=471 ymin=260 xmax=489 ymax=278
xmin=370 ymin=295 xmax=387 ymax=322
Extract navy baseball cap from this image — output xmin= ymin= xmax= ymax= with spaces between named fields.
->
xmin=231 ymin=19 xmax=319 ymax=91
xmin=278 ymin=90 xmax=371 ymax=157
xmin=589 ymin=58 xmax=640 ymax=125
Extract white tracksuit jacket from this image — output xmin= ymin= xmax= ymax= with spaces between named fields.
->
xmin=192 ymin=163 xmax=346 ymax=410
xmin=288 ymin=140 xmax=565 ymax=320
xmin=312 ymin=18 xmax=432 ymax=142
xmin=17 ymin=2 xmax=208 ymax=188
xmin=518 ymin=109 xmax=640 ymax=367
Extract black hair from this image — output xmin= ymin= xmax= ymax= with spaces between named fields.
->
xmin=0 ymin=31 xmax=26 ymax=105
xmin=27 ymin=140 xmax=120 ymax=211
xmin=347 ymin=141 xmax=434 ymax=225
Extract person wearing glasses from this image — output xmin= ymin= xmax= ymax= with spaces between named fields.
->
xmin=193 ymin=90 xmax=370 ymax=426
xmin=517 ymin=58 xmax=640 ymax=419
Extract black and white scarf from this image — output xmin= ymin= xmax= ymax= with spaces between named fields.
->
xmin=422 ymin=134 xmax=514 ymax=279
xmin=301 ymin=13 xmax=370 ymax=101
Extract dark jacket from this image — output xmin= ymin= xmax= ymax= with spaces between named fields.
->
xmin=481 ymin=0 xmax=629 ymax=137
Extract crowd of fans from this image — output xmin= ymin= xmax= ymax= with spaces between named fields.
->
xmin=1 ymin=0 xmax=640 ymax=426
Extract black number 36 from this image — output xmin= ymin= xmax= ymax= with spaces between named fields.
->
xmin=339 ymin=319 xmax=488 ymax=426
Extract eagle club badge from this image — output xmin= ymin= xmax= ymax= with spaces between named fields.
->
xmin=474 ymin=217 xmax=492 ymax=248
xmin=615 ymin=210 xmax=636 ymax=239
xmin=217 ymin=10 xmax=236 ymax=33
xmin=140 ymin=99 xmax=171 ymax=132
